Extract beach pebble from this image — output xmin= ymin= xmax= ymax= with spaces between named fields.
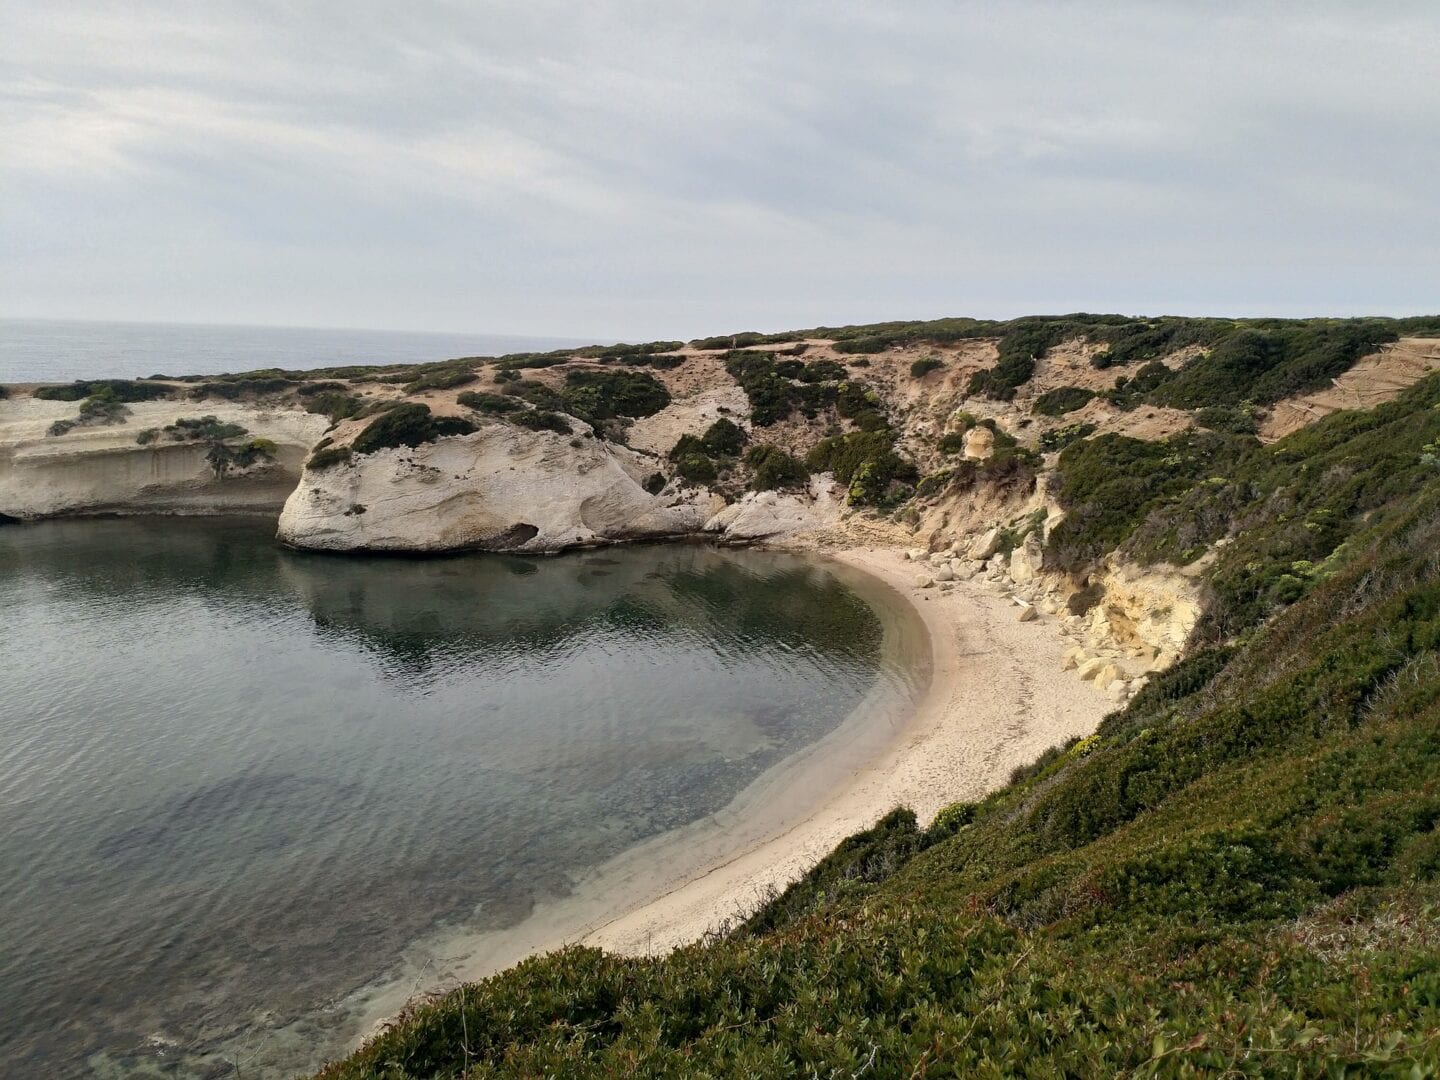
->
xmin=935 ymin=567 xmax=955 ymax=582
xmin=1017 ymin=605 xmax=1038 ymax=622
xmin=914 ymin=574 xmax=935 ymax=588
xmin=906 ymin=548 xmax=927 ymax=562
xmin=1076 ymin=657 xmax=1107 ymax=681
xmin=1062 ymin=646 xmax=1085 ymax=670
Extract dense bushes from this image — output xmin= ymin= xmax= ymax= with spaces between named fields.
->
xmin=666 ymin=419 xmax=750 ymax=487
xmin=699 ymin=417 xmax=746 ymax=456
xmin=401 ymin=366 xmax=478 ymax=394
xmin=351 ymin=404 xmax=477 ymax=454
xmin=456 ymin=391 xmax=524 ymax=415
xmin=1150 ymin=321 xmax=1398 ymax=409
xmin=806 ymin=431 xmax=917 ymax=505
xmin=34 ymin=379 xmax=171 ymax=403
xmin=511 ymin=410 xmax=572 ymax=435
xmin=303 ymin=391 xmax=364 ymax=423
xmin=745 ymin=445 xmax=808 ymax=491
xmin=1045 ymin=430 xmax=1251 ymax=572
xmin=307 ymin=446 xmax=353 ymax=470
xmin=724 ymin=351 xmax=846 ymax=425
xmin=909 ymin=355 xmax=945 ymax=377
xmin=560 ymin=369 xmax=670 ymax=421
xmin=1032 ymin=386 xmax=1095 ymax=416
xmin=188 ymin=376 xmax=298 ymax=400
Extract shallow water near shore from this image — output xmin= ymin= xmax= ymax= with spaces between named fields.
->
xmin=0 ymin=518 xmax=922 ymax=1078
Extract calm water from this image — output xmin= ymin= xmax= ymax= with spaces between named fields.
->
xmin=0 ymin=519 xmax=917 ymax=1078
xmin=0 ymin=319 xmax=592 ymax=383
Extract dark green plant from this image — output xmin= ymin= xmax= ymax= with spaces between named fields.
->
xmin=673 ymin=452 xmax=717 ymax=486
xmin=34 ymin=379 xmax=170 ymax=403
xmin=910 ymin=356 xmax=945 ymax=377
xmin=351 ymin=404 xmax=477 ymax=454
xmin=745 ymin=445 xmax=808 ymax=491
xmin=401 ymin=366 xmax=478 ymax=394
xmin=561 ymin=369 xmax=670 ymax=422
xmin=700 ymin=418 xmax=747 ymax=457
xmin=1032 ymin=386 xmax=1095 ymax=416
xmin=806 ymin=431 xmax=917 ymax=506
xmin=511 ymin=410 xmax=573 ymax=435
xmin=307 ymin=446 xmax=353 ymax=470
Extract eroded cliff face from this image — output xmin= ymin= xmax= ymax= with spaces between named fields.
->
xmin=275 ymin=421 xmax=712 ymax=553
xmin=0 ymin=399 xmax=327 ymax=520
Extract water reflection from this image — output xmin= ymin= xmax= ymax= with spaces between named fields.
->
xmin=0 ymin=518 xmax=906 ymax=1078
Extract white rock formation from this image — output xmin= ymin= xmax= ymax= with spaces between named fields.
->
xmin=0 ymin=398 xmax=327 ymax=519
xmin=278 ymin=422 xmax=708 ymax=553
xmin=702 ymin=476 xmax=843 ymax=542
xmin=968 ymin=527 xmax=1001 ymax=560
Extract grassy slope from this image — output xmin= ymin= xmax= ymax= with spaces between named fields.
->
xmin=290 ymin=327 xmax=1440 ymax=1078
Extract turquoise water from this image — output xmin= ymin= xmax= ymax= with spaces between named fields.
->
xmin=0 ymin=519 xmax=917 ymax=1077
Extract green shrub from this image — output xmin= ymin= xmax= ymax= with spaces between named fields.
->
xmin=1194 ymin=404 xmax=1259 ymax=434
xmin=307 ymin=446 xmax=353 ymax=470
xmin=806 ymin=431 xmax=917 ymax=505
xmin=1032 ymin=386 xmax=1095 ymax=416
xmin=745 ymin=445 xmax=808 ymax=491
xmin=1150 ymin=322 xmax=1398 ymax=409
xmin=34 ymin=379 xmax=170 ymax=403
xmin=561 ymin=369 xmax=670 ymax=421
xmin=937 ymin=431 xmax=968 ymax=454
xmin=188 ymin=377 xmax=297 ymax=400
xmin=456 ymin=391 xmax=524 ymax=414
xmin=1104 ymin=359 xmax=1175 ymax=409
xmin=643 ymin=472 xmax=666 ymax=494
xmin=512 ymin=410 xmax=573 ymax=435
xmin=910 ymin=355 xmax=945 ymax=377
xmin=673 ymin=452 xmax=717 ymax=486
xmin=724 ymin=351 xmax=843 ymax=425
xmin=1039 ymin=422 xmax=1097 ymax=453
xmin=163 ymin=415 xmax=249 ymax=442
xmin=351 ymin=403 xmax=477 ymax=454
xmin=700 ymin=417 xmax=747 ymax=457
xmin=303 ymin=391 xmax=364 ymax=423
xmin=401 ymin=367 xmax=478 ymax=393
xmin=297 ymin=380 xmax=347 ymax=397
xmin=798 ymin=360 xmax=847 ymax=382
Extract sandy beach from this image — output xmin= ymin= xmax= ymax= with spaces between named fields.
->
xmin=348 ymin=543 xmax=1113 ymax=1039
xmin=582 ymin=544 xmax=1114 ymax=954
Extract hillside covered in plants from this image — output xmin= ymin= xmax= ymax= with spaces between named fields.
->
xmin=256 ymin=316 xmax=1440 ymax=1077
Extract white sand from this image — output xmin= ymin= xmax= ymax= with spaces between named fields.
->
xmin=582 ymin=546 xmax=1113 ymax=954
xmin=349 ymin=545 xmax=1112 ymax=1039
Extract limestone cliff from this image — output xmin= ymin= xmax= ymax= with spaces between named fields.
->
xmin=276 ymin=422 xmax=710 ymax=553
xmin=0 ymin=398 xmax=327 ymax=520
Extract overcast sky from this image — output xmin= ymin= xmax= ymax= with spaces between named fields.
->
xmin=2 ymin=2 xmax=1437 ymax=341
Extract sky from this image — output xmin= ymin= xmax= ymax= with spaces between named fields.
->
xmin=2 ymin=1 xmax=1437 ymax=342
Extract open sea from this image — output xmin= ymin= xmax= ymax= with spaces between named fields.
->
xmin=0 ymin=318 xmax=594 ymax=384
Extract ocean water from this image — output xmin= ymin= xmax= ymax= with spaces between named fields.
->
xmin=0 ymin=318 xmax=593 ymax=384
xmin=0 ymin=518 xmax=920 ymax=1078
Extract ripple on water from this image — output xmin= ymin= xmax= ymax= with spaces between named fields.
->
xmin=0 ymin=520 xmax=921 ymax=1078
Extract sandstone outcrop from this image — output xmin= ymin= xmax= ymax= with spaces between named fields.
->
xmin=0 ymin=398 xmax=327 ymax=519
xmin=277 ymin=422 xmax=708 ymax=554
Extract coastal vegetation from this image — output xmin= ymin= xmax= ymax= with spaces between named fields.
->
xmin=316 ymin=389 xmax=1440 ymax=1074
xmin=9 ymin=311 xmax=1440 ymax=1075
xmin=352 ymin=404 xmax=478 ymax=455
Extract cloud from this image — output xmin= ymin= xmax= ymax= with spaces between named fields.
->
xmin=2 ymin=1 xmax=1438 ymax=337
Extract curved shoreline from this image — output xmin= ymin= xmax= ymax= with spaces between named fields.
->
xmin=344 ymin=544 xmax=1114 ymax=1044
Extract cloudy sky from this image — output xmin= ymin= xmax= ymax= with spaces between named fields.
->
xmin=2 ymin=2 xmax=1437 ymax=341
